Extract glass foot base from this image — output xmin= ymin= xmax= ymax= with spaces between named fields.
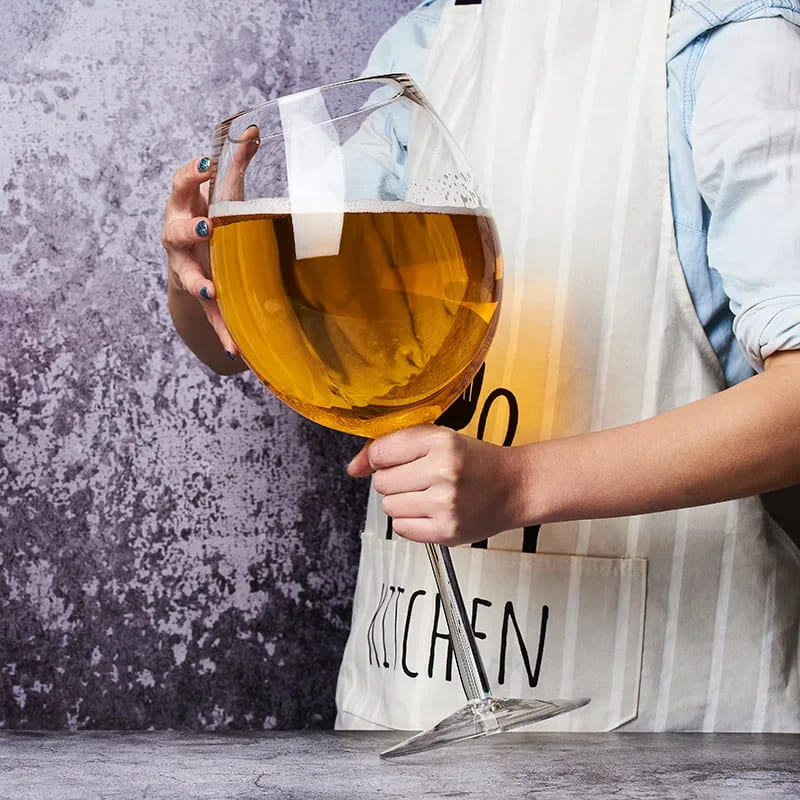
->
xmin=380 ymin=696 xmax=590 ymax=759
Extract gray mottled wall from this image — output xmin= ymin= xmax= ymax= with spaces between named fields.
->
xmin=0 ymin=0 xmax=418 ymax=730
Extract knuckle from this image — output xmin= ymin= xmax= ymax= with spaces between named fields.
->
xmin=367 ymin=440 xmax=383 ymax=469
xmin=434 ymin=427 xmax=457 ymax=453
xmin=438 ymin=484 xmax=457 ymax=511
xmin=175 ymin=271 xmax=191 ymax=294
xmin=436 ymin=453 xmax=463 ymax=486
xmin=432 ymin=427 xmax=450 ymax=445
xmin=436 ymin=519 xmax=458 ymax=544
xmin=175 ymin=263 xmax=197 ymax=292
xmin=372 ymin=471 xmax=387 ymax=495
xmin=160 ymin=223 xmax=175 ymax=250
xmin=437 ymin=464 xmax=458 ymax=483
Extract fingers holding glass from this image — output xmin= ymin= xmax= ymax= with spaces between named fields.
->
xmin=163 ymin=155 xmax=239 ymax=358
xmin=169 ymin=245 xmax=237 ymax=357
xmin=163 ymin=218 xmax=212 ymax=292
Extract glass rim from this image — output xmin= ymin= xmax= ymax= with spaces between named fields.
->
xmin=213 ymin=72 xmax=415 ymax=147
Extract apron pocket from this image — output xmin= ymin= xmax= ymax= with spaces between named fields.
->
xmin=336 ymin=532 xmax=647 ymax=732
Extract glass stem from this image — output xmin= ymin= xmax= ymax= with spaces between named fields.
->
xmin=425 ymin=543 xmax=492 ymax=702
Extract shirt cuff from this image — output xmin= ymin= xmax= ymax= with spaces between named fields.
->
xmin=732 ymin=295 xmax=800 ymax=372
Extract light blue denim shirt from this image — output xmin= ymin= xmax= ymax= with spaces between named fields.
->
xmin=361 ymin=0 xmax=800 ymax=386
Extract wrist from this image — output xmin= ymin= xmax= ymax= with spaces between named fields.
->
xmin=497 ymin=442 xmax=554 ymax=531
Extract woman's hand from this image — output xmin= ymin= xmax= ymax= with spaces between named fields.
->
xmin=346 ymin=425 xmax=525 ymax=546
xmin=162 ymin=128 xmax=260 ymax=373
xmin=162 ymin=156 xmax=239 ymax=358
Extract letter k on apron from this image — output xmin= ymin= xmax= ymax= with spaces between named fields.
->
xmin=336 ymin=0 xmax=800 ymax=731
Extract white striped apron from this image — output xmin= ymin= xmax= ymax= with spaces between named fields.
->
xmin=336 ymin=0 xmax=800 ymax=731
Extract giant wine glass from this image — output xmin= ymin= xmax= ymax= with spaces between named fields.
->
xmin=208 ymin=75 xmax=588 ymax=758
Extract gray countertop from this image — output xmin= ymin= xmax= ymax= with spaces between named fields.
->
xmin=1 ymin=731 xmax=798 ymax=800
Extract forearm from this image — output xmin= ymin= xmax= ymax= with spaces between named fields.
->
xmin=513 ymin=351 xmax=800 ymax=525
xmin=167 ymin=277 xmax=246 ymax=376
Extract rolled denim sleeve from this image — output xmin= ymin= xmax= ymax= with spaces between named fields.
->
xmin=359 ymin=0 xmax=445 ymax=82
xmin=691 ymin=16 xmax=800 ymax=372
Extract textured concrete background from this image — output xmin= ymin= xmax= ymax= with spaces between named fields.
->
xmin=0 ymin=0 xmax=418 ymax=730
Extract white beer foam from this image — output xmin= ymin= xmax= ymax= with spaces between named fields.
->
xmin=209 ymin=198 xmax=486 ymax=218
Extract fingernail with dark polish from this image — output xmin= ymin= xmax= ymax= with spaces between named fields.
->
xmin=199 ymin=286 xmax=211 ymax=300
xmin=226 ymin=350 xmax=235 ymax=361
xmin=195 ymin=220 xmax=209 ymax=237
xmin=198 ymin=157 xmax=211 ymax=173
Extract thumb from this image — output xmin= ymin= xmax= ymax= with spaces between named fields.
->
xmin=346 ymin=440 xmax=374 ymax=478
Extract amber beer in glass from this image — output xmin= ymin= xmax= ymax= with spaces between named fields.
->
xmin=210 ymin=201 xmax=501 ymax=437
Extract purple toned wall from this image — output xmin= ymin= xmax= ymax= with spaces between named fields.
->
xmin=0 ymin=0 xmax=419 ymax=730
